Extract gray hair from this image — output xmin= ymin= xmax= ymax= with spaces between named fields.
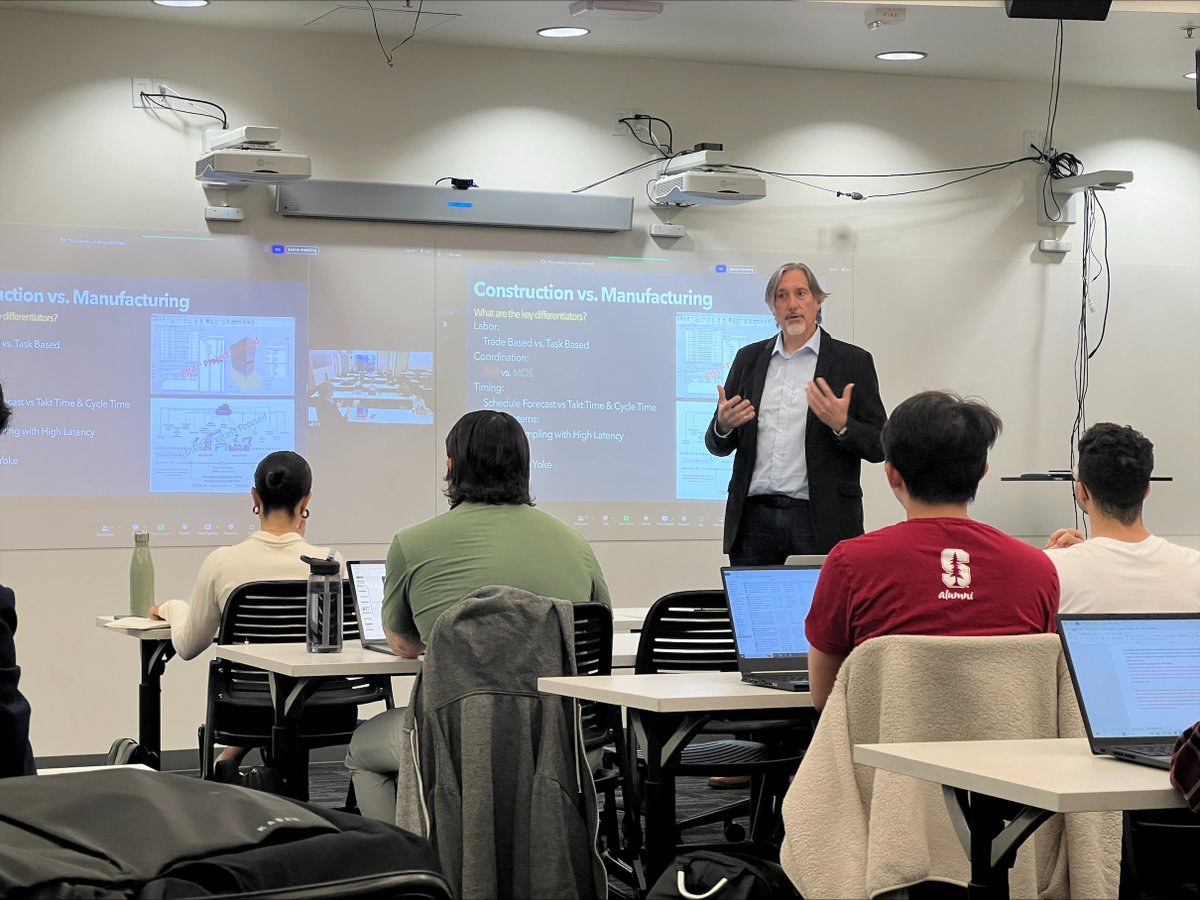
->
xmin=764 ymin=262 xmax=828 ymax=323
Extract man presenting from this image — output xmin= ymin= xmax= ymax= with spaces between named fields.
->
xmin=706 ymin=262 xmax=886 ymax=563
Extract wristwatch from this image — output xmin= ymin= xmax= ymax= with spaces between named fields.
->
xmin=834 ymin=424 xmax=848 ymax=438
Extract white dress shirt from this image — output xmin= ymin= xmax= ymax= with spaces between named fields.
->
xmin=748 ymin=329 xmax=821 ymax=499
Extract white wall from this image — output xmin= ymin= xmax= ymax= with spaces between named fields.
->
xmin=1 ymin=9 xmax=1198 ymax=757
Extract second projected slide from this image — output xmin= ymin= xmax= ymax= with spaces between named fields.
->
xmin=458 ymin=253 xmax=833 ymax=505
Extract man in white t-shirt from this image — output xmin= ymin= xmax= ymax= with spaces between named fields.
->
xmin=1045 ymin=423 xmax=1200 ymax=613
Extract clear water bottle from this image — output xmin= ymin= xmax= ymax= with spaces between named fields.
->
xmin=301 ymin=554 xmax=342 ymax=653
xmin=130 ymin=531 xmax=155 ymax=616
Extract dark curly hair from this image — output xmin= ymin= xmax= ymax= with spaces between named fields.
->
xmin=1077 ymin=423 xmax=1153 ymax=526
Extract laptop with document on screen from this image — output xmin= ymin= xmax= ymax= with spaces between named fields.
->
xmin=720 ymin=563 xmax=822 ymax=692
xmin=346 ymin=560 xmax=392 ymax=654
xmin=1058 ymin=612 xmax=1200 ymax=770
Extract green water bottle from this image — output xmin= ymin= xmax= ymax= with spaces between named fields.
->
xmin=130 ymin=530 xmax=155 ymax=616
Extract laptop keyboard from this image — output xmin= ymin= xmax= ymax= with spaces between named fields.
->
xmin=1120 ymin=743 xmax=1172 ymax=758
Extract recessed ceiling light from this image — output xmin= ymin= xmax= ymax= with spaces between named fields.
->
xmin=152 ymin=0 xmax=210 ymax=7
xmin=538 ymin=26 xmax=590 ymax=38
xmin=1186 ymin=71 xmax=1197 ymax=80
xmin=876 ymin=51 xmax=927 ymax=62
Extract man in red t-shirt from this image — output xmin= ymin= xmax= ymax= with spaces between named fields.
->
xmin=805 ymin=391 xmax=1060 ymax=709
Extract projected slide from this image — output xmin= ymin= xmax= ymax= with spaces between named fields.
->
xmin=439 ymin=249 xmax=851 ymax=537
xmin=0 ymin=224 xmax=310 ymax=548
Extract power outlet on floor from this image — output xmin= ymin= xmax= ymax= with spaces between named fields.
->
xmin=131 ymin=76 xmax=155 ymax=108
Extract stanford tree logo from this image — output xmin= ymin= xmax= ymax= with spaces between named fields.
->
xmin=940 ymin=548 xmax=972 ymax=589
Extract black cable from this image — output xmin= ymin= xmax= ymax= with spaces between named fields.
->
xmin=858 ymin=157 xmax=1038 ymax=200
xmin=621 ymin=118 xmax=674 ymax=159
xmin=1086 ymin=193 xmax=1111 ymax=360
xmin=140 ymin=92 xmax=227 ymax=128
xmin=1039 ymin=151 xmax=1083 ymax=222
xmin=572 ymin=156 xmax=664 ymax=193
xmin=364 ymin=0 xmax=393 ymax=68
xmin=390 ymin=0 xmax=424 ymax=53
xmin=1042 ymin=20 xmax=1064 ymax=155
xmin=730 ymin=157 xmax=1038 ymax=180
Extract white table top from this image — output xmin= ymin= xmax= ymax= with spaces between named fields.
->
xmin=95 ymin=615 xmax=171 ymax=639
xmin=612 ymin=607 xmax=650 ymax=633
xmin=218 ymin=643 xmax=422 ymax=677
xmin=612 ymin=632 xmax=639 ymax=668
xmin=539 ymin=670 xmax=814 ymax=713
xmin=39 ymin=763 xmax=155 ymax=776
xmin=854 ymin=738 xmax=1187 ymax=813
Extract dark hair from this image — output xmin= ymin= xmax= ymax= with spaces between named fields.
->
xmin=1076 ymin=423 xmax=1153 ymax=526
xmin=444 ymin=410 xmax=532 ymax=508
xmin=881 ymin=391 xmax=1002 ymax=505
xmin=0 ymin=382 xmax=9 ymax=435
xmin=253 ymin=451 xmax=312 ymax=516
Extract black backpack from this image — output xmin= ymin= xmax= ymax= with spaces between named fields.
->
xmin=0 ymin=767 xmax=444 ymax=898
xmin=646 ymin=850 xmax=802 ymax=900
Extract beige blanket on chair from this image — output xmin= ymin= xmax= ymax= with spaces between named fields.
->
xmin=779 ymin=634 xmax=1120 ymax=899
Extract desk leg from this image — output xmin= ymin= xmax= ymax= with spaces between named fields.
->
xmin=267 ymin=673 xmax=320 ymax=801
xmin=138 ymin=638 xmax=175 ymax=770
xmin=945 ymin=787 xmax=1053 ymax=900
xmin=630 ymin=709 xmax=680 ymax=887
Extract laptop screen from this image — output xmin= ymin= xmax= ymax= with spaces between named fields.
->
xmin=721 ymin=566 xmax=819 ymax=661
xmin=1059 ymin=614 xmax=1200 ymax=740
xmin=347 ymin=560 xmax=388 ymax=642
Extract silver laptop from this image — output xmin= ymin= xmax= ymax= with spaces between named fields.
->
xmin=1058 ymin=613 xmax=1200 ymax=770
xmin=347 ymin=560 xmax=393 ymax=655
xmin=721 ymin=564 xmax=822 ymax=692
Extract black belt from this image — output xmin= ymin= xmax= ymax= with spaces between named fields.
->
xmin=747 ymin=494 xmax=809 ymax=509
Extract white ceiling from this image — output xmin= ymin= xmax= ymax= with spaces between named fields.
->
xmin=1 ymin=0 xmax=1197 ymax=93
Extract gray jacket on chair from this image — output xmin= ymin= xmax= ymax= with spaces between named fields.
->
xmin=394 ymin=585 xmax=607 ymax=900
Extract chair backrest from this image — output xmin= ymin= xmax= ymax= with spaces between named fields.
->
xmin=571 ymin=602 xmax=615 ymax=752
xmin=780 ymin=633 xmax=1121 ymax=899
xmin=214 ymin=580 xmax=380 ymax=707
xmin=217 ymin=580 xmax=360 ymax=645
xmin=635 ymin=590 xmax=736 ymax=674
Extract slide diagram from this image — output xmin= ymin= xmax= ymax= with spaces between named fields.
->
xmin=675 ymin=312 xmax=775 ymax=400
xmin=151 ymin=315 xmax=296 ymax=395
xmin=674 ymin=313 xmax=775 ymax=500
xmin=675 ymin=400 xmax=734 ymax=500
xmin=149 ymin=397 xmax=295 ymax=492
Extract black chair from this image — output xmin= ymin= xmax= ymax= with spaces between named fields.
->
xmin=634 ymin=591 xmax=808 ymax=845
xmin=198 ymin=580 xmax=393 ymax=799
xmin=205 ymin=871 xmax=453 ymax=900
xmin=572 ymin=602 xmax=646 ymax=896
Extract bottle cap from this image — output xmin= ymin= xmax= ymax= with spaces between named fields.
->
xmin=134 ymin=530 xmax=150 ymax=543
xmin=300 ymin=554 xmax=339 ymax=575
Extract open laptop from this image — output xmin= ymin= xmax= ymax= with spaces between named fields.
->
xmin=720 ymin=563 xmax=822 ymax=692
xmin=346 ymin=560 xmax=393 ymax=655
xmin=1058 ymin=613 xmax=1200 ymax=770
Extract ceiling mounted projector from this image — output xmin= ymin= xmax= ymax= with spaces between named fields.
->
xmin=649 ymin=149 xmax=766 ymax=206
xmin=195 ymin=124 xmax=311 ymax=184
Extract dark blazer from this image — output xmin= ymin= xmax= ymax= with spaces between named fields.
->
xmin=705 ymin=328 xmax=886 ymax=554
xmin=0 ymin=585 xmax=35 ymax=777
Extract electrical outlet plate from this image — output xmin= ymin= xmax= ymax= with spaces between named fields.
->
xmin=131 ymin=76 xmax=156 ymax=109
xmin=611 ymin=107 xmax=648 ymax=138
xmin=1023 ymin=130 xmax=1046 ymax=155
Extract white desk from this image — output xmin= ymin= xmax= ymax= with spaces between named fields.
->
xmin=854 ymin=738 xmax=1186 ymax=899
xmin=216 ymin=643 xmax=420 ymax=798
xmin=95 ymin=616 xmax=174 ymax=768
xmin=612 ymin=607 xmax=650 ymax=633
xmin=541 ymin=672 xmax=813 ymax=880
xmin=612 ymin=632 xmax=639 ymax=668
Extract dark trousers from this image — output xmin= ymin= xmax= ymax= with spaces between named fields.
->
xmin=729 ymin=495 xmax=819 ymax=566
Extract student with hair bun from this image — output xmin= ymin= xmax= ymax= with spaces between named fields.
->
xmin=152 ymin=450 xmax=345 ymax=660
